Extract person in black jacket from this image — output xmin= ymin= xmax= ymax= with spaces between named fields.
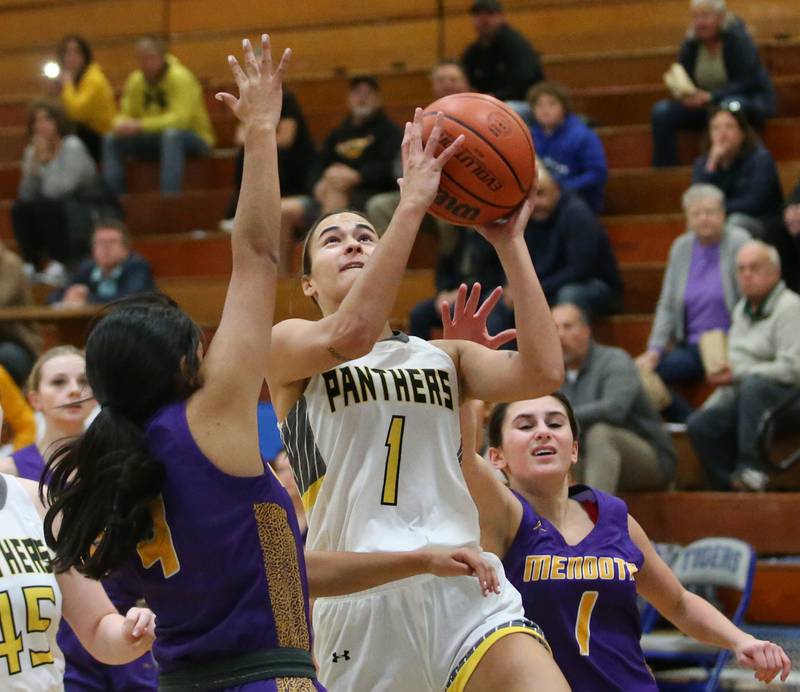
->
xmin=48 ymin=219 xmax=154 ymax=305
xmin=691 ymin=104 xmax=783 ymax=239
xmin=461 ymin=0 xmax=543 ymax=104
xmin=651 ymin=0 xmax=775 ymax=167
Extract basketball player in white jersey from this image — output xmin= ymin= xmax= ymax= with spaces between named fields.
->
xmin=0 ymin=403 xmax=156 ymax=691
xmin=271 ymin=110 xmax=568 ymax=691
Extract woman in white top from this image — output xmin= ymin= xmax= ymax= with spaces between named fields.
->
xmin=271 ymin=110 xmax=567 ymax=691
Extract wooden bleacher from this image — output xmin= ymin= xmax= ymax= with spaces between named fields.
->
xmin=0 ymin=0 xmax=798 ymax=627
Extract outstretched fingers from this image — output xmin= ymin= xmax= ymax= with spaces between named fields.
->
xmin=260 ymin=33 xmax=273 ymax=74
xmin=227 ymin=53 xmax=247 ymax=89
xmin=435 ymin=132 xmax=465 ymax=167
xmin=475 ymin=285 xmax=502 ymax=320
xmin=274 ymin=47 xmax=291 ymax=82
xmin=242 ymin=38 xmax=259 ymax=80
xmin=464 ymin=282 xmax=481 ymax=317
xmin=423 ymin=112 xmax=444 ymax=157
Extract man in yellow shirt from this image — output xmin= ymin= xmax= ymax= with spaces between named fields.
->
xmin=102 ymin=37 xmax=214 ymax=195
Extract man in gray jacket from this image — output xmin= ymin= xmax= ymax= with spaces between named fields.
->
xmin=687 ymin=240 xmax=800 ymax=491
xmin=554 ymin=303 xmax=676 ymax=494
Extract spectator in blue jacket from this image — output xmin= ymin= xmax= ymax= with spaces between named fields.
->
xmin=48 ymin=219 xmax=154 ymax=305
xmin=528 ymin=81 xmax=608 ymax=213
xmin=651 ymin=0 xmax=775 ymax=167
xmin=691 ymin=104 xmax=783 ymax=238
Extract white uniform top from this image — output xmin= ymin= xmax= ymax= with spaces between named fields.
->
xmin=281 ymin=333 xmax=481 ymax=553
xmin=0 ymin=474 xmax=64 ymax=691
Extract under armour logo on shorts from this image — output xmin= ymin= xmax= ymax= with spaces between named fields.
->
xmin=331 ymin=650 xmax=351 ymax=663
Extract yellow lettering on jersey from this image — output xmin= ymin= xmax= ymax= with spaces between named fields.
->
xmin=549 ymin=555 xmax=566 ymax=580
xmin=23 ymin=586 xmax=55 ymax=667
xmin=583 ymin=556 xmax=598 ymax=579
xmin=566 ymin=556 xmax=582 ymax=580
xmin=523 ymin=555 xmax=551 ymax=582
xmin=136 ymin=495 xmax=180 ymax=578
xmin=599 ymin=557 xmax=614 ymax=580
xmin=626 ymin=562 xmax=639 ymax=580
xmin=576 ymin=591 xmax=599 ymax=656
xmin=0 ymin=591 xmax=23 ymax=674
xmin=613 ymin=557 xmax=628 ymax=580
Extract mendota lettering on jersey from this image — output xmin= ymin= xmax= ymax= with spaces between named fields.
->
xmin=523 ymin=554 xmax=639 ymax=582
xmin=0 ymin=537 xmax=53 ymax=577
xmin=322 ymin=366 xmax=453 ymax=413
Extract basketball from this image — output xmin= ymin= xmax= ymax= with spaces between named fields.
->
xmin=421 ymin=93 xmax=536 ymax=226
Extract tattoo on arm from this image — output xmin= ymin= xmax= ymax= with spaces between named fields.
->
xmin=328 ymin=346 xmax=349 ymax=362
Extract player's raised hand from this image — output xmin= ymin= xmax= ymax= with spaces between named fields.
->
xmin=735 ymin=637 xmax=791 ymax=683
xmin=121 ymin=607 xmax=156 ymax=649
xmin=423 ymin=548 xmax=500 ymax=596
xmin=398 ymin=108 xmax=464 ymax=211
xmin=215 ymin=34 xmax=290 ymax=132
xmin=474 ymin=167 xmax=538 ymax=245
xmin=441 ymin=283 xmax=517 ymax=350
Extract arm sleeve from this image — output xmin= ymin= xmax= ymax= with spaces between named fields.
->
xmin=561 ymin=128 xmax=608 ymax=194
xmin=712 ymin=29 xmax=764 ymax=100
xmin=357 ymin=122 xmax=403 ymax=188
xmin=17 ymin=147 xmax=41 ymax=200
xmin=61 ymin=70 xmax=103 ymax=122
xmin=724 ymin=149 xmax=781 ymax=216
xmin=494 ymin=34 xmax=543 ymax=101
xmin=40 ymin=139 xmax=97 ymax=198
xmin=736 ymin=303 xmax=800 ymax=384
xmin=537 ymin=205 xmax=601 ymax=295
xmin=572 ymin=353 xmax=642 ymax=427
xmin=648 ymin=242 xmax=682 ymax=350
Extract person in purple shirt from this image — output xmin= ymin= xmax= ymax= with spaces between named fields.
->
xmin=1 ymin=345 xmax=157 ymax=690
xmin=456 ymin=391 xmax=791 ymax=690
xmin=39 ymin=38 xmax=497 ymax=691
xmin=637 ymin=183 xmax=749 ymax=421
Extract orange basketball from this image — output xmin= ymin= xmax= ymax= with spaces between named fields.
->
xmin=421 ymin=93 xmax=536 ymax=226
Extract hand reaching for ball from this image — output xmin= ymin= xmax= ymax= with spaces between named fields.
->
xmin=398 ymin=108 xmax=464 ymax=212
xmin=474 ymin=181 xmax=538 ymax=246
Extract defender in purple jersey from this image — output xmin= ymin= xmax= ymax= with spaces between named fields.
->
xmin=38 ymin=37 xmax=329 ymax=691
xmin=455 ymin=390 xmax=791 ymax=689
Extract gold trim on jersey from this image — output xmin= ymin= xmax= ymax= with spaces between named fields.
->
xmin=254 ymin=502 xmax=310 ymax=651
xmin=277 ymin=677 xmax=317 ymax=691
xmin=301 ymin=476 xmax=325 ymax=515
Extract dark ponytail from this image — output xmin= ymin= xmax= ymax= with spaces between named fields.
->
xmin=43 ymin=294 xmax=203 ymax=578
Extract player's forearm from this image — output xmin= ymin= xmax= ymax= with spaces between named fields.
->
xmin=495 ymin=236 xmax=563 ymax=391
xmin=234 ymin=125 xmax=280 ymax=261
xmin=306 ymin=549 xmax=430 ymax=598
xmin=667 ymin=590 xmax=750 ymax=651
xmin=334 ymin=200 xmax=426 ymax=348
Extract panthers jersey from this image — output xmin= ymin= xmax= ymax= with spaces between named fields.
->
xmin=281 ymin=333 xmax=480 ymax=553
xmin=0 ymin=474 xmax=64 ymax=690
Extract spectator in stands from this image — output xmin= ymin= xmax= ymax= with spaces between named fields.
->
xmin=279 ymin=76 xmax=402 ymax=269
xmin=637 ymin=184 xmax=750 ymax=422
xmin=782 ymin=181 xmax=800 ymax=290
xmin=48 ymin=219 xmax=154 ymax=306
xmin=12 ymin=100 xmax=101 ymax=285
xmin=522 ymin=164 xmax=622 ymax=316
xmin=103 ymin=37 xmax=214 ymax=195
xmin=366 ymin=60 xmax=470 ymax=234
xmin=461 ymin=0 xmax=543 ymax=110
xmin=528 ymin=81 xmax=608 ymax=213
xmin=0 ymin=365 xmax=36 ymax=451
xmin=0 ymin=243 xmax=41 ymax=387
xmin=554 ymin=302 xmax=676 ymax=494
xmin=651 ymin=0 xmax=775 ymax=167
xmin=691 ymin=103 xmax=783 ymax=238
xmin=687 ymin=240 xmax=800 ymax=491
xmin=54 ymin=34 xmax=116 ymax=163
xmin=218 ymin=90 xmax=315 ymax=233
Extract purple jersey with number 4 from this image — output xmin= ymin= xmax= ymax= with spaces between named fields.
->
xmin=502 ymin=485 xmax=657 ymax=691
xmin=134 ymin=400 xmax=314 ymax=676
